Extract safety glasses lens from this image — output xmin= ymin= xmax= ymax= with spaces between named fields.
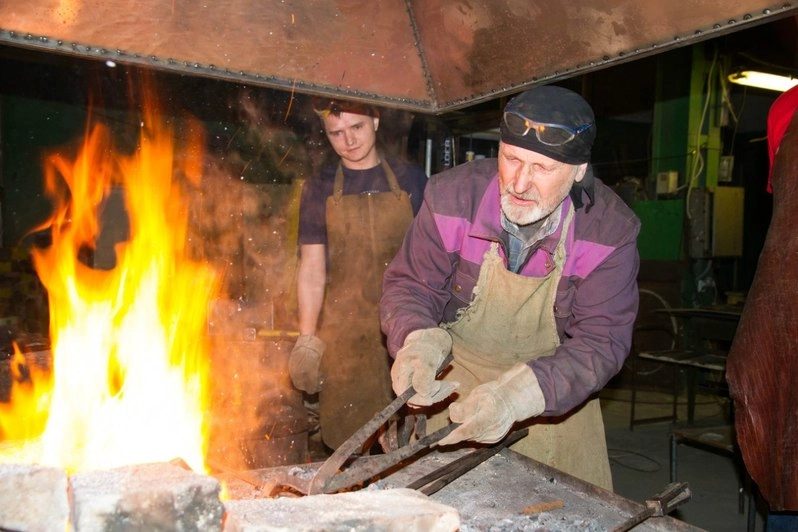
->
xmin=535 ymin=125 xmax=575 ymax=146
xmin=503 ymin=112 xmax=530 ymax=136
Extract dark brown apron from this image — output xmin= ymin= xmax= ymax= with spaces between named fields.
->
xmin=318 ymin=161 xmax=414 ymax=450
xmin=429 ymin=205 xmax=613 ymax=490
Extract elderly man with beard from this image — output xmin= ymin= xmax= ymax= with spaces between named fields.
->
xmin=380 ymin=86 xmax=640 ymax=490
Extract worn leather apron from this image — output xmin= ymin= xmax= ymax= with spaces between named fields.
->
xmin=318 ymin=161 xmax=414 ymax=450
xmin=432 ymin=205 xmax=613 ymax=490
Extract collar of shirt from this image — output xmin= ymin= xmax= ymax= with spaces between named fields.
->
xmin=501 ymin=204 xmax=562 ymax=272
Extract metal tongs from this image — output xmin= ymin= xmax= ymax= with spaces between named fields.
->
xmin=262 ymin=354 xmax=456 ymax=496
xmin=612 ymin=481 xmax=692 ymax=532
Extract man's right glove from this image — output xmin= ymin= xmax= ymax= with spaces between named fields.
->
xmin=438 ymin=362 xmax=545 ymax=446
xmin=288 ymin=334 xmax=326 ymax=394
xmin=391 ymin=328 xmax=458 ymax=406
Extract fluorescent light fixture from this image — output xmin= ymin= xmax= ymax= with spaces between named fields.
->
xmin=727 ymin=70 xmax=798 ymax=92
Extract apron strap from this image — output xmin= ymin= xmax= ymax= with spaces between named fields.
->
xmin=380 ymin=160 xmax=404 ymax=199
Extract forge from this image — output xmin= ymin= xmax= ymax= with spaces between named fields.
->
xmin=0 ymin=438 xmax=704 ymax=531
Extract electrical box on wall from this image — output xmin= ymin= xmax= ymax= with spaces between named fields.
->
xmin=656 ymin=171 xmax=679 ymax=195
xmin=712 ymin=186 xmax=744 ymax=256
xmin=718 ymin=156 xmax=735 ymax=183
xmin=687 ymin=186 xmax=744 ymax=258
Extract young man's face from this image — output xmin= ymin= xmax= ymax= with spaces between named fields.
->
xmin=497 ymin=142 xmax=586 ymax=226
xmin=322 ymin=111 xmax=380 ymax=170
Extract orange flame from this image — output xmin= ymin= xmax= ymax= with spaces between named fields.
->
xmin=0 ymin=89 xmax=219 ymax=474
xmin=0 ymin=345 xmax=52 ymax=442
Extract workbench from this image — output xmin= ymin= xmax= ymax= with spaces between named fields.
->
xmin=222 ymin=447 xmax=705 ymax=531
xmin=630 ymin=306 xmax=740 ymax=427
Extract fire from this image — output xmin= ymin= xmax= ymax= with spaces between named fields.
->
xmin=0 ymin=88 xmax=219 ymax=474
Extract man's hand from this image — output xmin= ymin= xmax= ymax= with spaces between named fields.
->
xmin=391 ymin=328 xmax=458 ymax=406
xmin=438 ymin=362 xmax=545 ymax=446
xmin=288 ymin=334 xmax=326 ymax=394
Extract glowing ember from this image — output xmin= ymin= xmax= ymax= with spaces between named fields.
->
xmin=0 ymin=89 xmax=219 ymax=474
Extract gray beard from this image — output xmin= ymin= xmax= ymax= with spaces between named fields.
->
xmin=500 ymin=194 xmax=549 ymax=226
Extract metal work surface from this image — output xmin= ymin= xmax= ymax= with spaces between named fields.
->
xmin=222 ymin=447 xmax=705 ymax=531
xmin=0 ymin=1 xmax=795 ymax=112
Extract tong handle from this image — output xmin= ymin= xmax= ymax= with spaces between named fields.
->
xmin=646 ymin=481 xmax=691 ymax=516
xmin=320 ymin=422 xmax=460 ymax=494
xmin=612 ymin=482 xmax=691 ymax=532
xmin=307 ymin=352 xmax=454 ymax=494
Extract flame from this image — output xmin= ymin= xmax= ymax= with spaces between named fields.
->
xmin=0 ymin=345 xmax=52 ymax=442
xmin=0 ymin=88 xmax=219 ymax=474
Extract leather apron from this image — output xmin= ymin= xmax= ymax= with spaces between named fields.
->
xmin=318 ymin=161 xmax=414 ymax=450
xmin=432 ymin=205 xmax=613 ymax=490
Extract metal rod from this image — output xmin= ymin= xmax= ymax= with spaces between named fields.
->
xmin=406 ymin=428 xmax=528 ymax=495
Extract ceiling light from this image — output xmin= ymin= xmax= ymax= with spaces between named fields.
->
xmin=727 ymin=70 xmax=798 ymax=92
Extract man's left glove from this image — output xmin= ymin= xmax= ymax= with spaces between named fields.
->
xmin=391 ymin=328 xmax=458 ymax=406
xmin=438 ymin=362 xmax=545 ymax=446
xmin=288 ymin=334 xmax=326 ymax=394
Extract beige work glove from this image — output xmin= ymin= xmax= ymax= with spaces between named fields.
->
xmin=438 ymin=362 xmax=545 ymax=446
xmin=391 ymin=328 xmax=459 ymax=406
xmin=288 ymin=334 xmax=326 ymax=394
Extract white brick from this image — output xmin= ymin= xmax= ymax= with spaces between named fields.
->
xmin=223 ymin=487 xmax=460 ymax=532
xmin=0 ymin=462 xmax=69 ymax=532
xmin=70 ymin=462 xmax=224 ymax=531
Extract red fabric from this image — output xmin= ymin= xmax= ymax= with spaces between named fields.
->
xmin=767 ymin=85 xmax=798 ymax=192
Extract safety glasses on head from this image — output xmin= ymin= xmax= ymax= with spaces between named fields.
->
xmin=312 ymin=97 xmax=378 ymax=119
xmin=503 ymin=111 xmax=593 ymax=146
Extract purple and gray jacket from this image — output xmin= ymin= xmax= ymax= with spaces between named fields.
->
xmin=380 ymin=158 xmax=641 ymax=416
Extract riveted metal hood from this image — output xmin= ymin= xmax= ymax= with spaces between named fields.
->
xmin=0 ymin=0 xmax=795 ymax=112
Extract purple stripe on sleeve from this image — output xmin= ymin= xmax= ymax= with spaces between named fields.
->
xmin=563 ymin=240 xmax=615 ymax=279
xmin=433 ymin=213 xmax=492 ymax=263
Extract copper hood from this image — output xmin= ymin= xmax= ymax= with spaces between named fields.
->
xmin=0 ymin=0 xmax=795 ymax=112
